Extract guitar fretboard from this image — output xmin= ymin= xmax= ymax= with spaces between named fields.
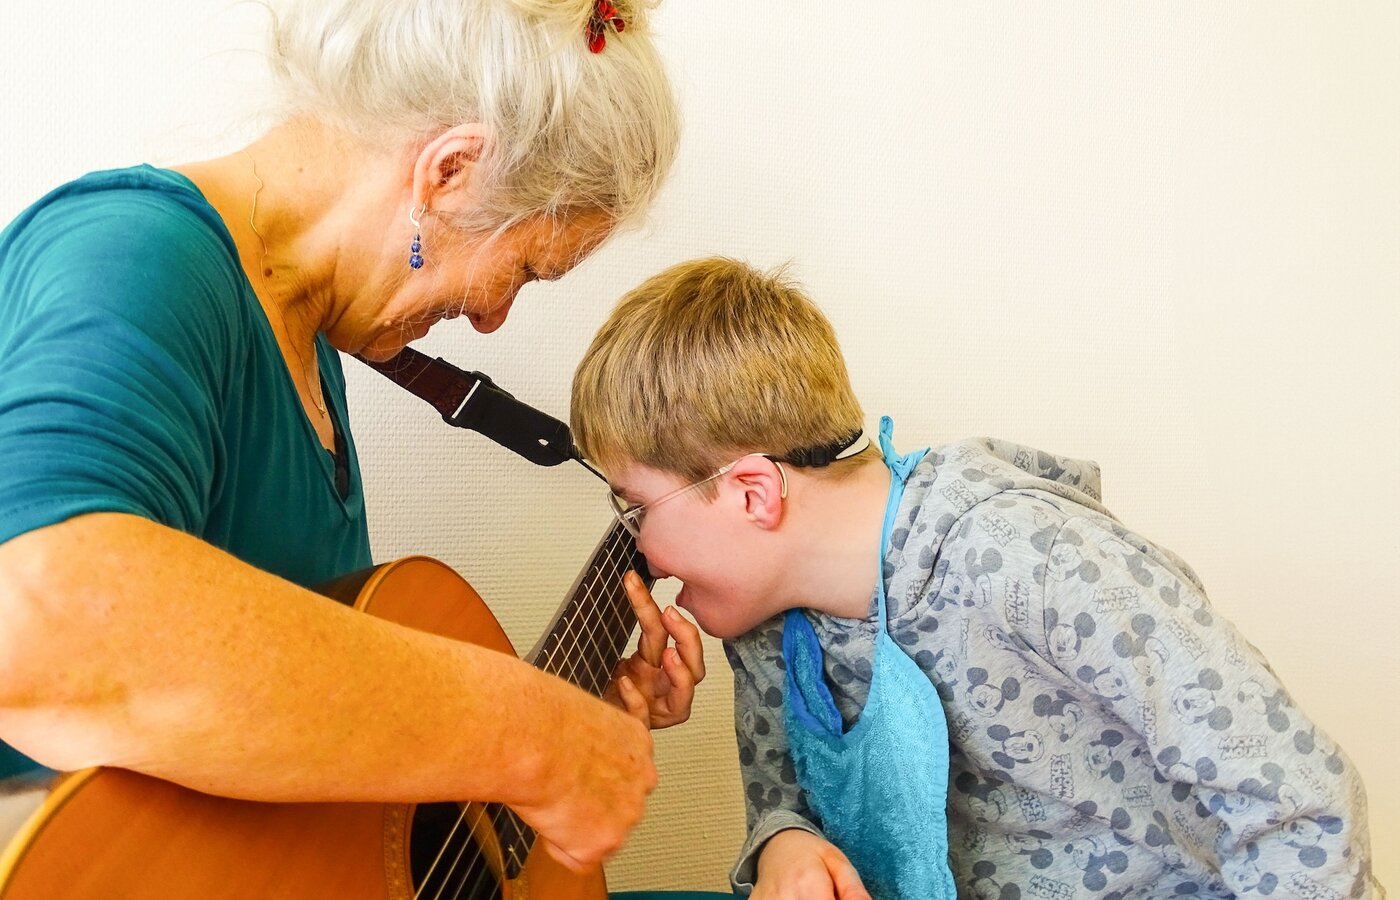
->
xmin=527 ymin=522 xmax=653 ymax=690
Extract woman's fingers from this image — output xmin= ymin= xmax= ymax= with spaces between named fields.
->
xmin=541 ymin=838 xmax=588 ymax=873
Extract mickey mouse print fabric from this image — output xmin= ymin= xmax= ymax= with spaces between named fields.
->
xmin=724 ymin=438 xmax=1378 ymax=897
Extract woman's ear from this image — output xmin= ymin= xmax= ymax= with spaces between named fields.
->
xmin=411 ymin=123 xmax=489 ymax=215
xmin=729 ymin=455 xmax=786 ymax=529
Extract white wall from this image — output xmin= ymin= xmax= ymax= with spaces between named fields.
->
xmin=1 ymin=1 xmax=1394 ymax=891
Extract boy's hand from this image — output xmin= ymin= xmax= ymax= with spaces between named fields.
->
xmin=753 ymin=829 xmax=871 ymax=900
xmin=603 ymin=571 xmax=706 ymax=728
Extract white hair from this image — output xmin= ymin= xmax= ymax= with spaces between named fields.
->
xmin=268 ymin=0 xmax=679 ymax=230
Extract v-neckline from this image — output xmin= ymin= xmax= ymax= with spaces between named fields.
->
xmin=155 ymin=166 xmax=359 ymax=517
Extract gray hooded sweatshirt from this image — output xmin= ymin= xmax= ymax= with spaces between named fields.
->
xmin=725 ymin=437 xmax=1378 ymax=898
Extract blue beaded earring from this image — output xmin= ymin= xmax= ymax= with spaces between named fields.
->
xmin=408 ymin=203 xmax=426 ymax=269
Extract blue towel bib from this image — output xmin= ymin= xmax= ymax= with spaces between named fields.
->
xmin=781 ymin=417 xmax=956 ymax=900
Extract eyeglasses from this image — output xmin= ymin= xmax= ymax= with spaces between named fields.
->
xmin=607 ymin=453 xmax=789 ymax=538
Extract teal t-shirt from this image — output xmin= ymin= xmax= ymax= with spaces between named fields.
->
xmin=0 ymin=166 xmax=373 ymax=775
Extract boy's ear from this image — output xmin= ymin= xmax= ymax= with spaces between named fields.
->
xmin=728 ymin=455 xmax=786 ymax=529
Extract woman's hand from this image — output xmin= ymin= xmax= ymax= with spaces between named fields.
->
xmin=510 ymin=684 xmax=656 ymax=871
xmin=604 ymin=571 xmax=706 ymax=728
xmin=752 ymin=829 xmax=871 ymax=900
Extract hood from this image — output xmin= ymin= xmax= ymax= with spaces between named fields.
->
xmin=875 ymin=436 xmax=1115 ymax=623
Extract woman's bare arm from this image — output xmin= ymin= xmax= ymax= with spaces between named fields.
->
xmin=0 ymin=512 xmax=655 ymax=864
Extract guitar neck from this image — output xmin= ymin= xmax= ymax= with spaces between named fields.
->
xmin=526 ymin=521 xmax=654 ymax=693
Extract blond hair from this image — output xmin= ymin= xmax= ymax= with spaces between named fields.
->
xmin=268 ymin=0 xmax=679 ymax=230
xmin=572 ymin=257 xmax=869 ymax=482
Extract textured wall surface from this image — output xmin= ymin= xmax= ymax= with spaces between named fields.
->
xmin=1 ymin=2 xmax=1395 ymax=891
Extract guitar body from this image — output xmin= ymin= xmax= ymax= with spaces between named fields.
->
xmin=0 ymin=556 xmax=607 ymax=900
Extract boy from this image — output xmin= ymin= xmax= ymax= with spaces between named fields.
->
xmin=571 ymin=258 xmax=1377 ymax=899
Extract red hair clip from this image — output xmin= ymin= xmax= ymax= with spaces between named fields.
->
xmin=586 ymin=0 xmax=625 ymax=53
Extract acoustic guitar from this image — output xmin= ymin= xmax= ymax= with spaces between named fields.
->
xmin=0 ymin=522 xmax=651 ymax=899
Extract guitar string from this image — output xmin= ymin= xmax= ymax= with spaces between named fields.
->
xmin=421 ymin=779 xmax=486 ymax=900
xmin=421 ymin=525 xmax=644 ymax=899
xmin=453 ymin=810 xmax=502 ymax=900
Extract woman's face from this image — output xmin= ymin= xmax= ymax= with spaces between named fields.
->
xmin=337 ymin=211 xmax=612 ymax=360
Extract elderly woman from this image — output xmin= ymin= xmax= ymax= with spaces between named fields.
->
xmin=0 ymin=1 xmax=720 ymax=896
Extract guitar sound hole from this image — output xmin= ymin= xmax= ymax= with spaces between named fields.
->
xmin=410 ymin=802 xmax=503 ymax=900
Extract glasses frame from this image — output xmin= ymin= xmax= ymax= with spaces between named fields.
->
xmin=608 ymin=453 xmax=789 ymax=538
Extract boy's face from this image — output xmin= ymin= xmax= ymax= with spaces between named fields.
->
xmin=607 ymin=458 xmax=788 ymax=640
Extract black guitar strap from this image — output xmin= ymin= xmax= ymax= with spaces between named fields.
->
xmin=355 ymin=347 xmax=599 ymax=476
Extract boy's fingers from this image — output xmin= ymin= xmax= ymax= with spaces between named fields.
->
xmin=834 ymin=879 xmax=870 ymax=900
xmin=825 ymin=853 xmax=869 ymax=900
xmin=658 ymin=647 xmax=695 ymax=725
xmin=604 ymin=656 xmax=644 ymax=710
xmin=625 ymin=571 xmax=667 ymax=667
xmin=616 ymin=675 xmax=650 ymax=727
xmin=662 ymin=605 xmax=707 ymax=682
xmin=662 ymin=646 xmax=692 ymax=687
